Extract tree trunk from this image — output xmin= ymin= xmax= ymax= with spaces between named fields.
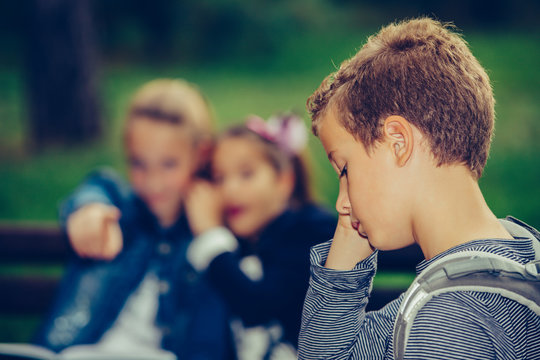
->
xmin=25 ymin=0 xmax=101 ymax=148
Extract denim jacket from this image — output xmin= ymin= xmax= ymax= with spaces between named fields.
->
xmin=33 ymin=169 xmax=233 ymax=360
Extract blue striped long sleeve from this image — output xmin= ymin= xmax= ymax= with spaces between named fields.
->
xmin=299 ymin=241 xmax=399 ymax=359
xmin=298 ymin=238 xmax=540 ymax=360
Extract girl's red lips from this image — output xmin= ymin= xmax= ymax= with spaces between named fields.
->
xmin=225 ymin=206 xmax=244 ymax=218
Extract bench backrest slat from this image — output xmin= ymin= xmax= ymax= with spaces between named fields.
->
xmin=0 ymin=224 xmax=68 ymax=263
xmin=0 ymin=224 xmax=423 ymax=315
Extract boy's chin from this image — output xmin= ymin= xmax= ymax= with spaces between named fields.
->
xmin=357 ymin=230 xmax=369 ymax=240
xmin=371 ymin=238 xmax=415 ymax=252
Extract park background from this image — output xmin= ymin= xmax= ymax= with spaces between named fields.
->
xmin=0 ymin=0 xmax=539 ymax=342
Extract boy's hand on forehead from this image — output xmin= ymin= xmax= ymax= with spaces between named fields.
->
xmin=185 ymin=180 xmax=224 ymax=236
xmin=67 ymin=203 xmax=123 ymax=260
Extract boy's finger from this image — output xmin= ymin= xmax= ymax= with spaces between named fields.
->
xmin=336 ymin=214 xmax=356 ymax=231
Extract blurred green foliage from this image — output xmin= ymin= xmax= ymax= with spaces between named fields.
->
xmin=1 ymin=27 xmax=539 ymax=227
xmin=1 ymin=0 xmax=539 ymax=65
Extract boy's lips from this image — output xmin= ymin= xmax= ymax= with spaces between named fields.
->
xmin=352 ymin=221 xmax=368 ymax=239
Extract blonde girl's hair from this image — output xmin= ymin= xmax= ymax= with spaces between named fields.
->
xmin=126 ymin=78 xmax=214 ymax=146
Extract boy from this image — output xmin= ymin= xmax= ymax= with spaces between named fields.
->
xmin=33 ymin=79 xmax=233 ymax=359
xmin=298 ymin=18 xmax=540 ymax=359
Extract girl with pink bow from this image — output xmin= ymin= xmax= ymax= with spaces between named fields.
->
xmin=185 ymin=113 xmax=336 ymax=360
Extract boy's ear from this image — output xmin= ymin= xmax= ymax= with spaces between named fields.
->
xmin=383 ymin=115 xmax=413 ymax=167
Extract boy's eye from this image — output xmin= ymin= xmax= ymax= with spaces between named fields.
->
xmin=339 ymin=165 xmax=348 ymax=178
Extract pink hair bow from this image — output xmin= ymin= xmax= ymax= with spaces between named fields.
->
xmin=246 ymin=113 xmax=308 ymax=155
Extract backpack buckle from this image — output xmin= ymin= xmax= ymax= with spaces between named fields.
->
xmin=525 ymin=261 xmax=540 ymax=278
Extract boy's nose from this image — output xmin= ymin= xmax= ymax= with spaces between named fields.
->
xmin=335 ymin=184 xmax=351 ymax=215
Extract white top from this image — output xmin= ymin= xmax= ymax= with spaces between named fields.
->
xmin=187 ymin=227 xmax=239 ymax=271
xmin=97 ymin=271 xmax=163 ymax=350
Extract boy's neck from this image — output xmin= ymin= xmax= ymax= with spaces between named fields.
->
xmin=413 ymin=165 xmax=513 ymax=260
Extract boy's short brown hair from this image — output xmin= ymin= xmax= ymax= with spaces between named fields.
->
xmin=308 ymin=17 xmax=494 ymax=179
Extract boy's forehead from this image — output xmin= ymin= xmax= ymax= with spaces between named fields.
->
xmin=318 ymin=108 xmax=348 ymax=138
xmin=317 ymin=109 xmax=355 ymax=151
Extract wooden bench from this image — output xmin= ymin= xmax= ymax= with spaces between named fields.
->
xmin=0 ymin=222 xmax=423 ymax=316
xmin=0 ymin=223 xmax=68 ymax=315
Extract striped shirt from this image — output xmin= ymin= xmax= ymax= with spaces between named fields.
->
xmin=298 ymin=225 xmax=540 ymax=359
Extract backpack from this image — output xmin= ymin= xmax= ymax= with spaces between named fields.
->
xmin=393 ymin=217 xmax=540 ymax=360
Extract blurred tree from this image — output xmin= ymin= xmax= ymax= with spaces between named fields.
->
xmin=94 ymin=0 xmax=177 ymax=61
xmin=25 ymin=0 xmax=101 ymax=148
xmin=328 ymin=0 xmax=540 ymax=30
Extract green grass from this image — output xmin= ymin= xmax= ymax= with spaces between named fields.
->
xmin=0 ymin=264 xmax=63 ymax=277
xmin=373 ymin=272 xmax=416 ymax=290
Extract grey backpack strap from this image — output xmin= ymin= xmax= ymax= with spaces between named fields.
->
xmin=393 ymin=250 xmax=540 ymax=360
xmin=503 ymin=216 xmax=540 ymax=256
